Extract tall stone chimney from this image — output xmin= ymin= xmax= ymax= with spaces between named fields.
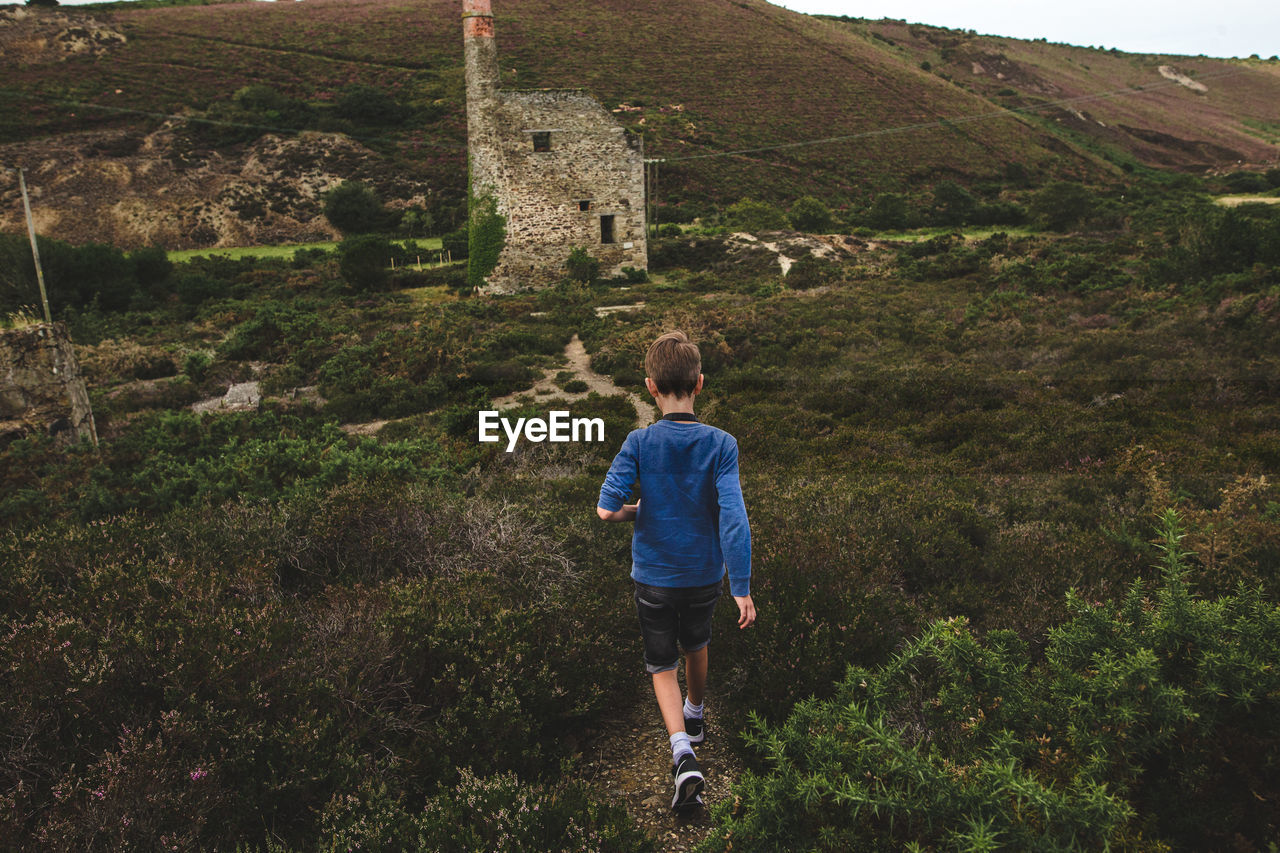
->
xmin=463 ymin=0 xmax=498 ymax=120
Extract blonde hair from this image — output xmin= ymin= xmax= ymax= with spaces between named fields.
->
xmin=645 ymin=330 xmax=701 ymax=398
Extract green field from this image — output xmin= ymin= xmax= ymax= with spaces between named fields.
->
xmin=168 ymin=236 xmax=445 ymax=263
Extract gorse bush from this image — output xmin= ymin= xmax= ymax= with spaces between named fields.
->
xmin=700 ymin=511 xmax=1280 ymax=852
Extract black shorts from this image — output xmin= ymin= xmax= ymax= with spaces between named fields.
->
xmin=634 ymin=580 xmax=723 ymax=674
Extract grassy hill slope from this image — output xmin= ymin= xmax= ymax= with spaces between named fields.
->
xmin=0 ymin=0 xmax=1276 ymax=249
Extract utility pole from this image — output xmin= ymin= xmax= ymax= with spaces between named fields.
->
xmin=644 ymin=158 xmax=664 ymax=239
xmin=17 ymin=168 xmax=53 ymax=325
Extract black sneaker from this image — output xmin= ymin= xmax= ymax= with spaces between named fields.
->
xmin=671 ymin=752 xmax=704 ymax=810
xmin=685 ymin=714 xmax=706 ymax=744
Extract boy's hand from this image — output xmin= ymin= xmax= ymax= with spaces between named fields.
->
xmin=734 ymin=595 xmax=756 ymax=629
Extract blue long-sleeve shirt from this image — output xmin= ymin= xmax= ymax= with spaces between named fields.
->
xmin=598 ymin=419 xmax=751 ymax=597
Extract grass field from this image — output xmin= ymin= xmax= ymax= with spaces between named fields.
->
xmin=168 ymin=236 xmax=444 ymax=263
xmin=1216 ymin=194 xmax=1280 ymax=206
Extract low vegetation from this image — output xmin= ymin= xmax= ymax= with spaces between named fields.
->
xmin=2 ymin=176 xmax=1279 ymax=849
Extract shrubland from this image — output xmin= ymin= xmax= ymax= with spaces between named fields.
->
xmin=2 ymin=179 xmax=1279 ymax=849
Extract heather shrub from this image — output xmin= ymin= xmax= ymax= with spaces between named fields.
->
xmin=7 ymin=410 xmax=456 ymax=523
xmin=784 ymin=254 xmax=837 ymax=289
xmin=333 ymin=84 xmax=408 ymax=127
xmin=700 ymin=511 xmax=1280 ymax=852
xmin=0 ymin=480 xmax=637 ymax=849
xmin=320 ymin=771 xmax=651 ymax=852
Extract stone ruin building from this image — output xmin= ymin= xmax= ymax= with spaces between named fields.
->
xmin=0 ymin=322 xmax=97 ymax=447
xmin=463 ymin=0 xmax=647 ymax=292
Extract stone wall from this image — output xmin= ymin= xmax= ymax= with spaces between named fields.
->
xmin=0 ymin=323 xmax=97 ymax=446
xmin=482 ymin=89 xmax=647 ymax=291
xmin=464 ymin=1 xmax=647 ymax=293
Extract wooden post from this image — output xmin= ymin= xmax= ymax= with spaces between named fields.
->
xmin=18 ymin=168 xmax=52 ymax=324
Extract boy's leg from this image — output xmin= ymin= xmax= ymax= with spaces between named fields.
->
xmin=651 ymin=669 xmax=688 ymax=737
xmin=685 ymin=645 xmax=708 ymax=707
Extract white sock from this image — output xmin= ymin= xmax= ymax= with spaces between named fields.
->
xmin=683 ymin=698 xmax=704 ymax=719
xmin=670 ymin=731 xmax=693 ymax=762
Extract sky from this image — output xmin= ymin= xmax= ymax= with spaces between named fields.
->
xmin=767 ymin=0 xmax=1280 ymax=59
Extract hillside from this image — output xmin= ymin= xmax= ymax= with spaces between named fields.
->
xmin=0 ymin=0 xmax=1277 ymax=249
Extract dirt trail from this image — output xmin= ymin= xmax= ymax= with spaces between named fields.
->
xmin=492 ymin=333 xmax=655 ymax=428
xmin=581 ymin=682 xmax=746 ymax=850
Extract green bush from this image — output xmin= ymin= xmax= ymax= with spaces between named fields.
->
xmin=701 ymin=511 xmax=1280 ymax=852
xmin=174 ymin=272 xmax=229 ymax=306
xmin=565 ymin=247 xmax=600 ymax=283
xmin=333 ymin=84 xmax=408 ymax=126
xmin=324 ymin=182 xmax=387 ymax=236
xmin=1030 ymin=182 xmax=1095 ymax=231
xmin=183 ymin=352 xmax=213 ymax=383
xmin=864 ymin=192 xmax=910 ymax=231
xmin=930 ymin=181 xmax=977 ymax=227
xmin=1221 ymin=171 xmax=1270 ymax=193
xmin=129 ymin=245 xmax=173 ymax=294
xmin=788 ymin=196 xmax=834 ymax=232
xmin=338 ymin=234 xmax=393 ymax=290
xmin=441 ymin=227 xmax=469 ymax=261
xmin=219 ymin=301 xmax=336 ymax=363
xmin=725 ymin=199 xmax=788 ymax=232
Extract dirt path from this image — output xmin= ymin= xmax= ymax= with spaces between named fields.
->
xmin=580 ymin=682 xmax=745 ymax=850
xmin=492 ymin=333 xmax=655 ymax=428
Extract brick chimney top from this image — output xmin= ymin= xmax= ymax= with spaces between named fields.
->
xmin=463 ymin=0 xmax=493 ymax=37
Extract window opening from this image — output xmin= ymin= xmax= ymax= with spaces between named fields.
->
xmin=579 ymin=200 xmax=591 ymax=212
xmin=532 ymin=132 xmax=551 ymax=152
xmin=600 ymin=215 xmax=616 ymax=244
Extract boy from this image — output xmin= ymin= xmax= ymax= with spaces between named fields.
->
xmin=596 ymin=330 xmax=755 ymax=811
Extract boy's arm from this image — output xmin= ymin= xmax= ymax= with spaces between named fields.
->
xmin=596 ymin=502 xmax=638 ymax=522
xmin=715 ymin=437 xmax=753 ymax=602
xmin=597 ymin=432 xmax=639 ymax=522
